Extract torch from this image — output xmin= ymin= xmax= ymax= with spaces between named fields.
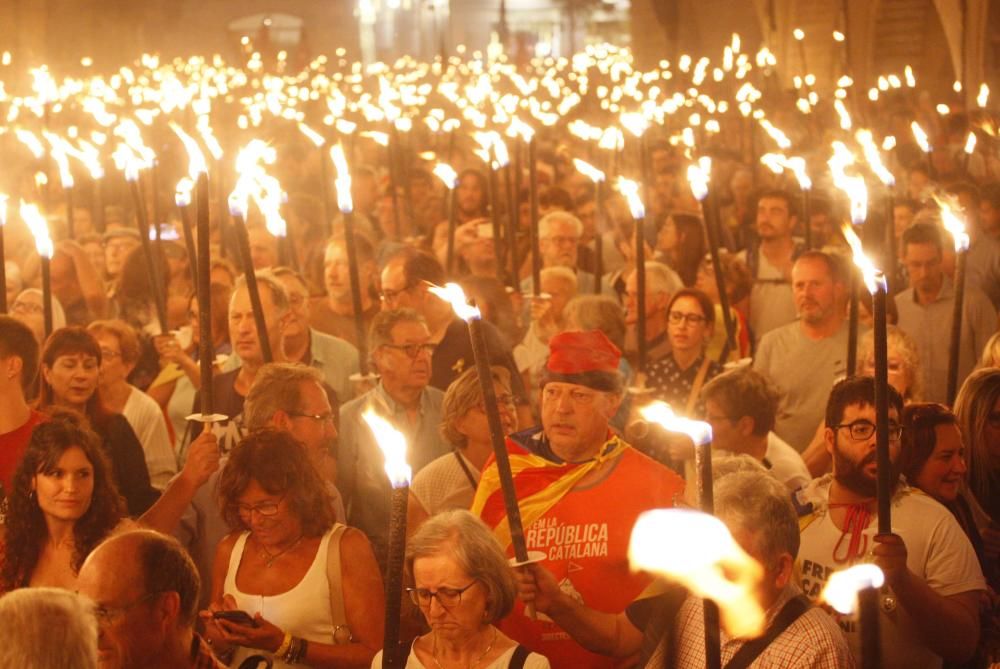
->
xmin=44 ymin=133 xmax=75 ymax=240
xmin=361 ymin=409 xmax=411 ymax=669
xmin=842 ymin=224 xmax=893 ymax=533
xmin=432 ymin=163 xmax=459 ymax=275
xmin=823 ymin=564 xmax=885 ymax=669
xmin=427 ymin=283 xmax=530 ymax=566
xmin=494 ymin=137 xmax=521 ymax=289
xmin=509 ymin=118 xmax=540 ymax=296
xmin=618 ymin=177 xmax=648 ymax=376
xmin=829 ymin=142 xmax=868 ymax=375
xmin=630 ymin=508 xmax=765 ymax=666
xmin=857 ymin=130 xmax=897 ymax=294
xmin=298 ymin=122 xmax=333 ymax=235
xmin=688 ymin=159 xmax=736 ymax=363
xmin=787 ymin=157 xmax=813 ymax=251
xmin=124 ymin=154 xmax=169 ymax=334
xmin=911 ymin=121 xmax=933 ymax=179
xmin=171 ymin=122 xmax=217 ymax=419
xmin=174 ymin=178 xmax=199 ymax=287
xmin=20 ymin=201 xmax=54 ymax=337
xmin=963 ymin=131 xmax=976 ymax=177
xmin=474 ymin=133 xmax=504 ymax=268
xmin=573 ymin=158 xmax=605 ymax=294
xmin=331 ymin=143 xmax=375 ymax=380
xmin=639 ymin=401 xmax=721 ymax=669
xmin=937 ymin=198 xmax=970 ymax=405
xmin=228 ymin=186 xmax=273 ymax=364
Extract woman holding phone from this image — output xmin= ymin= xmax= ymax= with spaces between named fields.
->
xmin=202 ymin=429 xmax=384 ymax=668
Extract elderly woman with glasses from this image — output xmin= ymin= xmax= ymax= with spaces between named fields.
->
xmin=408 ymin=366 xmax=517 ymax=532
xmin=372 ymin=510 xmax=549 ymax=669
xmin=202 ymin=428 xmax=385 ymax=668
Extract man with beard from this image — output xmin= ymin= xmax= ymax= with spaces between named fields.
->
xmin=754 ymin=251 xmax=850 ymax=450
xmin=795 ymin=376 xmax=984 ymax=669
xmin=895 ymin=222 xmax=997 ymax=404
xmin=741 ymin=190 xmax=805 ymax=346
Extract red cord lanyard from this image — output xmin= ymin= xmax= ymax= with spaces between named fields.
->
xmin=829 ymin=503 xmax=873 ymax=564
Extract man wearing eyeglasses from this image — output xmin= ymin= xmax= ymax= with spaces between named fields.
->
xmin=77 ymin=529 xmax=226 ymax=669
xmin=795 ymin=376 xmax=985 ymax=669
xmin=337 ymin=308 xmax=449 ymax=567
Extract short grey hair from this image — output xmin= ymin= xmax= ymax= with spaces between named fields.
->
xmin=245 ymin=363 xmax=325 ymax=431
xmin=637 ymin=261 xmax=683 ymax=296
xmin=714 ymin=470 xmax=800 ymax=569
xmin=0 ymin=587 xmax=98 ymax=668
xmin=406 ymin=510 xmax=516 ymax=623
xmin=539 ymin=211 xmax=583 ymax=239
xmin=563 ymin=295 xmax=626 ymax=351
xmin=233 ymin=269 xmax=290 ymax=318
xmin=369 ymin=308 xmax=426 ymax=354
xmin=702 ymin=367 xmax=782 ymax=437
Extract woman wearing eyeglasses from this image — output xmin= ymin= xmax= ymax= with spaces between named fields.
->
xmin=202 ymin=429 xmax=385 ymax=668
xmin=372 ymin=510 xmax=549 ymax=669
xmin=645 ymin=288 xmax=723 ymax=418
xmin=1 ymin=411 xmax=129 ymax=593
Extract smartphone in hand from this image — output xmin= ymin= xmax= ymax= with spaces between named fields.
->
xmin=212 ymin=610 xmax=258 ymax=627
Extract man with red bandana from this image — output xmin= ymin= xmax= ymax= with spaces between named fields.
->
xmin=473 ymin=330 xmax=685 ymax=668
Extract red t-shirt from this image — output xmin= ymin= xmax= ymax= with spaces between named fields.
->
xmin=498 ymin=447 xmax=685 ymax=668
xmin=0 ymin=410 xmax=45 ymax=492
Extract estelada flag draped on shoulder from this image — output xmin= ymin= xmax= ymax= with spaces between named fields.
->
xmin=471 ymin=431 xmax=629 ymax=550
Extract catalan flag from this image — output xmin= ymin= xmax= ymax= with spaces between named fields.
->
xmin=471 ymin=431 xmax=629 ymax=550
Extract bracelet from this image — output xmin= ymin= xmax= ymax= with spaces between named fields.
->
xmin=274 ymin=632 xmax=292 ymax=658
xmin=283 ymin=636 xmax=308 ymax=664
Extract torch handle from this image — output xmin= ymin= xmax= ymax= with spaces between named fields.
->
xmin=178 ymin=205 xmax=199 ymax=288
xmin=0 ymin=225 xmax=6 ymax=313
xmin=802 ymin=187 xmax=812 ymax=252
xmin=343 ymin=210 xmax=370 ymax=376
xmin=847 ymin=270 xmax=860 ymax=376
xmin=487 ymin=166 xmax=504 ymax=270
xmin=874 ymin=282 xmax=892 ymax=535
xmin=468 ymin=316 xmax=530 ymax=563
xmin=129 ymin=180 xmax=169 ymax=334
xmin=859 ymin=584 xmax=882 ymax=669
xmin=42 ymin=256 xmax=53 ymax=339
xmin=381 ymin=486 xmax=408 ymax=669
xmin=504 ymin=163 xmax=520 ymax=289
xmin=387 ymin=131 xmax=404 ymax=239
xmin=702 ymin=195 xmax=736 ymax=364
xmin=594 ymin=181 xmax=604 ymax=295
xmin=946 ymin=251 xmax=967 ymax=406
xmin=445 ymin=188 xmax=458 ymax=276
xmin=231 ymin=214 xmax=274 ymax=363
xmin=319 ymin=149 xmax=333 ymax=237
xmin=528 ymin=139 xmax=541 ymax=296
xmin=195 ymin=173 xmax=214 ymax=416
xmin=635 ymin=216 xmax=647 ymax=376
xmin=66 ymin=186 xmax=75 ymax=240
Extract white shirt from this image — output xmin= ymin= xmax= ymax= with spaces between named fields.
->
xmin=122 ymin=386 xmax=177 ymax=489
xmin=764 ymin=432 xmax=812 ymax=491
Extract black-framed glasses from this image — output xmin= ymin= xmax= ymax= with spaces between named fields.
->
xmin=288 ymin=411 xmax=336 ymax=425
xmin=382 ymin=343 xmax=436 ymax=359
xmin=668 ymin=311 xmax=707 ymax=325
xmin=834 ymin=419 xmax=902 ymax=442
xmin=94 ymin=592 xmax=162 ymax=625
xmin=380 ymin=285 xmax=413 ymax=303
xmin=233 ymin=495 xmax=286 ymax=519
xmin=406 ymin=581 xmax=477 ymax=608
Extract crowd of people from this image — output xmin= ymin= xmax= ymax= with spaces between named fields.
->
xmin=1 ymin=53 xmax=1000 ymax=669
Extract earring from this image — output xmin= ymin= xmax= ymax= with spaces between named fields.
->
xmin=29 ymin=490 xmax=36 ymax=502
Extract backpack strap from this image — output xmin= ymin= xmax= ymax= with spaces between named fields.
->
xmin=508 ymin=644 xmax=531 ymax=669
xmin=722 ymin=595 xmax=811 ymax=669
xmin=325 ymin=524 xmax=352 ymax=643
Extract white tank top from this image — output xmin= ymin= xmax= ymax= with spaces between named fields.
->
xmin=224 ymin=528 xmax=338 ymax=667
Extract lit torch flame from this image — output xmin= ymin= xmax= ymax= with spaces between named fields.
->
xmin=639 ymin=401 xmax=713 ymax=446
xmin=821 ymin=564 xmax=885 ymax=615
xmin=432 ymin=163 xmax=458 ymax=190
xmin=911 ymin=122 xmax=931 ymax=153
xmin=0 ymin=194 xmax=7 ymax=227
xmin=978 ymin=84 xmax=990 ymax=109
xmin=964 ymin=132 xmax=976 ymax=156
xmin=330 ymin=143 xmax=353 ymax=213
xmin=629 ymin=509 xmax=765 ymax=638
xmin=841 ymin=224 xmax=884 ymax=294
xmin=298 ymin=122 xmax=326 ymax=148
xmin=361 ymin=408 xmax=411 ymax=488
xmin=175 ymin=177 xmax=194 ymax=208
xmin=169 ymin=122 xmax=208 ymax=178
xmin=573 ymin=158 xmax=605 ymax=184
xmin=617 ymin=176 xmax=645 ymax=220
xmin=426 ymin=282 xmax=481 ymax=321
xmin=20 ymin=200 xmax=53 ymax=259
xmin=934 ymin=195 xmax=970 ymax=253
xmin=828 ymin=142 xmax=868 ymax=226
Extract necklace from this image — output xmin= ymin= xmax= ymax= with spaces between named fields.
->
xmin=258 ymin=534 xmax=303 ymax=568
xmin=431 ymin=626 xmax=497 ymax=669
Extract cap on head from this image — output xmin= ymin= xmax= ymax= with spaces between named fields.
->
xmin=543 ymin=330 xmax=623 ymax=393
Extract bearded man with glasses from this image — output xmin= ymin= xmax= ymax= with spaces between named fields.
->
xmin=795 ymin=376 xmax=985 ymax=669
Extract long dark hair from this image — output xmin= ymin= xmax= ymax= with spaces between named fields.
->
xmin=37 ymin=327 xmax=114 ymax=433
xmin=218 ymin=428 xmax=335 ymax=537
xmin=1 ymin=410 xmax=125 ymax=590
xmin=662 ymin=213 xmax=706 ymax=286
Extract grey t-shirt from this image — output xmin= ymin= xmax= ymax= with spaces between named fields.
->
xmin=754 ymin=320 xmax=850 ymax=451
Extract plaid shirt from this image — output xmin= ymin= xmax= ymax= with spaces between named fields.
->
xmin=190 ymin=635 xmax=227 ymax=669
xmin=646 ymin=585 xmax=856 ymax=669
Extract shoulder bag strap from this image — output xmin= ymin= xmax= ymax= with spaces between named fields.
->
xmin=683 ymin=357 xmax=713 ymax=416
xmin=453 ymin=449 xmax=479 ymax=490
xmin=508 ymin=644 xmax=531 ymax=669
xmin=722 ymin=595 xmax=810 ymax=669
xmin=325 ymin=524 xmax=351 ymax=641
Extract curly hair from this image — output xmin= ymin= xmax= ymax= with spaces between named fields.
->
xmin=1 ymin=410 xmax=125 ymax=591
xmin=218 ymin=428 xmax=335 ymax=537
